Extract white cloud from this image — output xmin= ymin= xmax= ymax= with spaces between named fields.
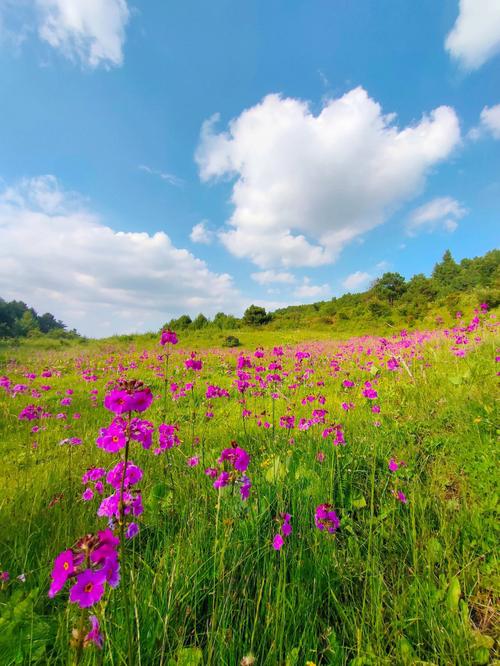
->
xmin=139 ymin=165 xmax=184 ymax=187
xmin=293 ymin=278 xmax=330 ymax=300
xmin=0 ymin=175 xmax=240 ymax=336
xmin=196 ymin=88 xmax=460 ymax=269
xmin=34 ymin=0 xmax=130 ymax=68
xmin=479 ymin=104 xmax=500 ymax=139
xmin=190 ymin=221 xmax=213 ymax=245
xmin=251 ymin=270 xmax=296 ymax=285
xmin=342 ymin=271 xmax=372 ymax=292
xmin=406 ymin=196 xmax=467 ymax=236
xmin=445 ymin=0 xmax=500 ymax=70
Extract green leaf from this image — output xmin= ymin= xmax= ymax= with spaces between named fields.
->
xmin=265 ymin=456 xmax=287 ymax=483
xmin=352 ymin=496 xmax=367 ymax=509
xmin=176 ymin=647 xmax=203 ymax=666
xmin=285 ymin=647 xmax=299 ymax=666
xmin=446 ymin=577 xmax=461 ymax=613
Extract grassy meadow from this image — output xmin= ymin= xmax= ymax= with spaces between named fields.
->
xmin=0 ymin=310 xmax=498 ymax=665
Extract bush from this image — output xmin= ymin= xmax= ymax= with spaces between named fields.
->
xmin=222 ymin=335 xmax=241 ymax=348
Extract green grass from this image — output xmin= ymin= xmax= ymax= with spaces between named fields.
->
xmin=0 ymin=320 xmax=498 ymax=665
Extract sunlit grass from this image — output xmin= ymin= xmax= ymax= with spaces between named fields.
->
xmin=0 ymin=314 xmax=498 ymax=665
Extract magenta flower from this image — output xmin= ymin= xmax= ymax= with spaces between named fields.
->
xmin=363 ymin=388 xmax=378 ymax=399
xmin=160 ymin=329 xmax=178 ymax=346
xmin=388 ymin=458 xmax=405 ymax=472
xmin=104 ymin=389 xmax=133 ymax=415
xmin=90 ymin=529 xmax=120 ymax=564
xmin=239 ymin=475 xmax=252 ymax=500
xmin=130 ymin=418 xmax=155 ymax=449
xmin=48 ymin=549 xmax=77 ymax=598
xmin=96 ymin=420 xmax=126 ymax=453
xmin=272 ymin=513 xmax=292 ymax=550
xmin=218 ymin=446 xmax=250 ymax=472
xmin=272 ymin=534 xmax=284 ymax=551
xmin=393 ymin=490 xmax=408 ymax=504
xmin=18 ymin=404 xmax=44 ymax=421
xmin=69 ymin=569 xmax=106 ymax=608
xmin=387 ymin=357 xmax=400 ymax=371
xmin=279 ymin=415 xmax=295 ymax=429
xmin=104 ymin=385 xmax=153 ymax=414
xmin=82 ymin=487 xmax=94 ymax=501
xmin=185 ymin=353 xmax=203 ymax=371
xmin=213 ymin=471 xmax=230 ymax=489
xmin=98 ymin=556 xmax=120 ymax=588
xmin=187 ymin=456 xmax=200 ymax=467
xmin=98 ymin=491 xmax=143 ymax=519
xmin=128 ymin=389 xmax=153 ymax=413
xmin=155 ymin=423 xmax=181 ymax=454
xmin=84 ymin=615 xmax=104 ymax=649
xmin=314 ymin=504 xmax=340 ymax=534
xmin=82 ymin=468 xmax=106 ymax=484
xmin=281 ymin=514 xmax=292 ymax=536
xmin=126 ymin=522 xmax=139 ymax=539
xmin=106 ymin=461 xmax=143 ymax=490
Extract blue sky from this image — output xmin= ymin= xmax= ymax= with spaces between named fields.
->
xmin=0 ymin=0 xmax=499 ymax=336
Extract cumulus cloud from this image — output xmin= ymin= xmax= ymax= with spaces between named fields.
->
xmin=342 ymin=271 xmax=372 ymax=292
xmin=3 ymin=0 xmax=131 ymax=68
xmin=478 ymin=104 xmax=500 ymax=139
xmin=293 ymin=278 xmax=330 ymax=300
xmin=445 ymin=0 xmax=500 ymax=70
xmin=0 ymin=175 xmax=239 ymax=336
xmin=196 ymin=88 xmax=460 ymax=269
xmin=406 ymin=196 xmax=467 ymax=236
xmin=190 ymin=221 xmax=213 ymax=245
xmin=251 ymin=270 xmax=296 ymax=285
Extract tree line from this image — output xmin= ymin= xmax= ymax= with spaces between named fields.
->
xmin=0 ymin=299 xmax=78 ymax=339
xmin=163 ymin=248 xmax=500 ymax=331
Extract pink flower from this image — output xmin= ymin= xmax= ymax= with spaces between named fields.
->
xmin=82 ymin=487 xmax=94 ymax=501
xmin=84 ymin=615 xmax=104 ymax=649
xmin=48 ymin=549 xmax=77 ymax=598
xmin=160 ymin=329 xmax=178 ymax=346
xmin=272 ymin=534 xmax=284 ymax=551
xmin=314 ymin=504 xmax=340 ymax=534
xmin=69 ymin=570 xmax=106 ymax=608
xmin=96 ymin=420 xmax=126 ymax=453
xmin=394 ymin=490 xmax=408 ymax=504
xmin=126 ymin=522 xmax=139 ymax=539
xmin=106 ymin=461 xmax=143 ymax=490
xmin=388 ymin=458 xmax=405 ymax=472
xmin=218 ymin=446 xmax=250 ymax=472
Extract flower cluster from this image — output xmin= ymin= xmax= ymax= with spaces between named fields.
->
xmin=103 ymin=380 xmax=153 ymax=415
xmin=206 ymin=445 xmax=252 ymax=500
xmin=48 ymin=529 xmax=120 ymax=607
xmin=81 ymin=467 xmax=106 ymax=501
xmin=155 ymin=423 xmax=181 ymax=454
xmin=185 ymin=352 xmax=203 ymax=371
xmin=272 ymin=513 xmax=292 ymax=551
xmin=314 ymin=504 xmax=340 ymax=534
xmin=160 ymin=329 xmax=178 ymax=346
xmin=388 ymin=457 xmax=408 ymax=504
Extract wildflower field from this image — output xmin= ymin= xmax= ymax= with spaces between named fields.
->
xmin=0 ymin=309 xmax=498 ymax=666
